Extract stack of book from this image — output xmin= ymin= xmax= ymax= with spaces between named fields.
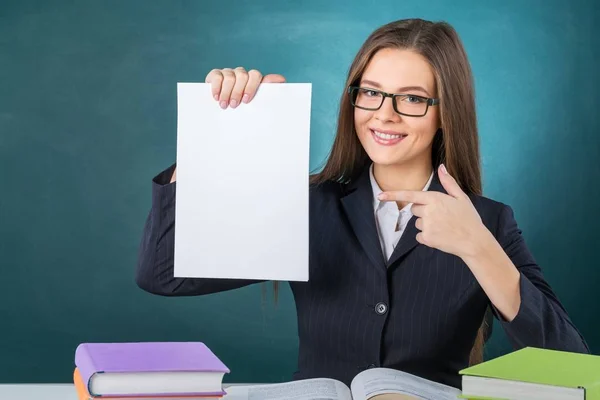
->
xmin=73 ymin=341 xmax=230 ymax=400
xmin=459 ymin=347 xmax=600 ymax=400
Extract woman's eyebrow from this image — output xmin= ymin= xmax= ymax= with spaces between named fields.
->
xmin=360 ymin=79 xmax=432 ymax=97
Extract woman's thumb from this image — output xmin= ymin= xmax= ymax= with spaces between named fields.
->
xmin=262 ymin=74 xmax=286 ymax=83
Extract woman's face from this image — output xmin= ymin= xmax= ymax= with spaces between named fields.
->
xmin=354 ymin=48 xmax=440 ymax=168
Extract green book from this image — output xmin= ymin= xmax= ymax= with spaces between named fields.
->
xmin=458 ymin=347 xmax=600 ymax=400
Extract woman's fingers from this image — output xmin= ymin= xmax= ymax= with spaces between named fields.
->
xmin=243 ymin=69 xmax=263 ymax=103
xmin=205 ymin=69 xmax=224 ymax=100
xmin=218 ymin=68 xmax=236 ymax=108
xmin=229 ymin=67 xmax=250 ymax=108
xmin=205 ymin=68 xmax=286 ymax=108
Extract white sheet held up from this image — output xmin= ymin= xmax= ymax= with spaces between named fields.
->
xmin=174 ymin=82 xmax=311 ymax=281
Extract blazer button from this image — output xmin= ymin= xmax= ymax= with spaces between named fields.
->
xmin=375 ymin=302 xmax=387 ymax=315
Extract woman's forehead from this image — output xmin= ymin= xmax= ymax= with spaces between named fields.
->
xmin=361 ymin=48 xmax=436 ymax=95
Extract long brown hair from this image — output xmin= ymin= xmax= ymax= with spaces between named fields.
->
xmin=273 ymin=18 xmax=488 ymax=365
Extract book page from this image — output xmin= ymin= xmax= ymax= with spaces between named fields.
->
xmin=223 ymin=379 xmax=352 ymax=400
xmin=350 ymin=368 xmax=461 ymax=400
xmin=174 ymin=82 xmax=311 ymax=281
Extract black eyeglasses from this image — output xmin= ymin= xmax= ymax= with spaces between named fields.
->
xmin=348 ymin=86 xmax=440 ymax=117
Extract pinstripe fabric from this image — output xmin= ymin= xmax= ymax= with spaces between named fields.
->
xmin=136 ymin=163 xmax=589 ymax=389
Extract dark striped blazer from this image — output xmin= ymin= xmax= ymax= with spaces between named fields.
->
xmin=136 ymin=163 xmax=589 ymax=389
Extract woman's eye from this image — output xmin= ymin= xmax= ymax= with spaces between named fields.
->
xmin=361 ymin=89 xmax=380 ymax=97
xmin=405 ymin=95 xmax=423 ymax=103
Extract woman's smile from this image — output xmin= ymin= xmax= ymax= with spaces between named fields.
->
xmin=370 ymin=128 xmax=408 ymax=146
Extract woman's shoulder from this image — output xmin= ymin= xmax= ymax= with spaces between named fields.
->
xmin=470 ymin=193 xmax=507 ymax=213
xmin=309 ymin=176 xmax=347 ymax=200
xmin=469 ymin=193 xmax=520 ymax=238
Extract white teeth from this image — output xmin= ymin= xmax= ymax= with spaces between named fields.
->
xmin=373 ymin=130 xmax=404 ymax=140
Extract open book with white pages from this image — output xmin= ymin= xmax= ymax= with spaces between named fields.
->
xmin=223 ymin=367 xmax=461 ymax=400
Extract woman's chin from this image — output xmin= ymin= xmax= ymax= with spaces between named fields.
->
xmin=366 ymin=151 xmax=408 ymax=167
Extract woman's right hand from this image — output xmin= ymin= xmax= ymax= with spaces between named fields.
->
xmin=205 ymin=67 xmax=286 ymax=109
xmin=169 ymin=67 xmax=286 ymax=183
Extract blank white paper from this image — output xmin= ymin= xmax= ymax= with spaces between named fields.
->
xmin=174 ymin=82 xmax=311 ymax=281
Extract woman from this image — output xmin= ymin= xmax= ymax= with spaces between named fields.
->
xmin=136 ymin=18 xmax=588 ymax=389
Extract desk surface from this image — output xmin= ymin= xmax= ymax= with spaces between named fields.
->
xmin=0 ymin=384 xmax=77 ymax=399
xmin=0 ymin=383 xmax=251 ymax=400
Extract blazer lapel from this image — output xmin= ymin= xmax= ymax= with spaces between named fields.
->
xmin=340 ymin=166 xmax=386 ymax=271
xmin=386 ymin=170 xmax=447 ymax=268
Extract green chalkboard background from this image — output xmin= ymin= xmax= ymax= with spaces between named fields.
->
xmin=0 ymin=0 xmax=598 ymax=384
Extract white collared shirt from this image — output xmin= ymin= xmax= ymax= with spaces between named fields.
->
xmin=369 ymin=165 xmax=434 ymax=261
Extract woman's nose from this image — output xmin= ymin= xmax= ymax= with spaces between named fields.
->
xmin=374 ymin=97 xmax=400 ymax=122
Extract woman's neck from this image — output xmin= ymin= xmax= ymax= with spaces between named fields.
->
xmin=373 ymin=161 xmax=433 ymax=208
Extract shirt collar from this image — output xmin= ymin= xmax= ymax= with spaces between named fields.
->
xmin=369 ymin=164 xmax=434 ymax=211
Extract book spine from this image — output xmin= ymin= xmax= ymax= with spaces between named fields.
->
xmin=73 ymin=369 xmax=93 ymax=400
xmin=74 ymin=344 xmax=98 ymax=396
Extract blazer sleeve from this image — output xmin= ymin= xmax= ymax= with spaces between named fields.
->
xmin=492 ymin=204 xmax=589 ymax=353
xmin=135 ymin=164 xmax=264 ymax=296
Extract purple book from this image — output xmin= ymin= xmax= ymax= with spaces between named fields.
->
xmin=75 ymin=342 xmax=230 ymax=397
